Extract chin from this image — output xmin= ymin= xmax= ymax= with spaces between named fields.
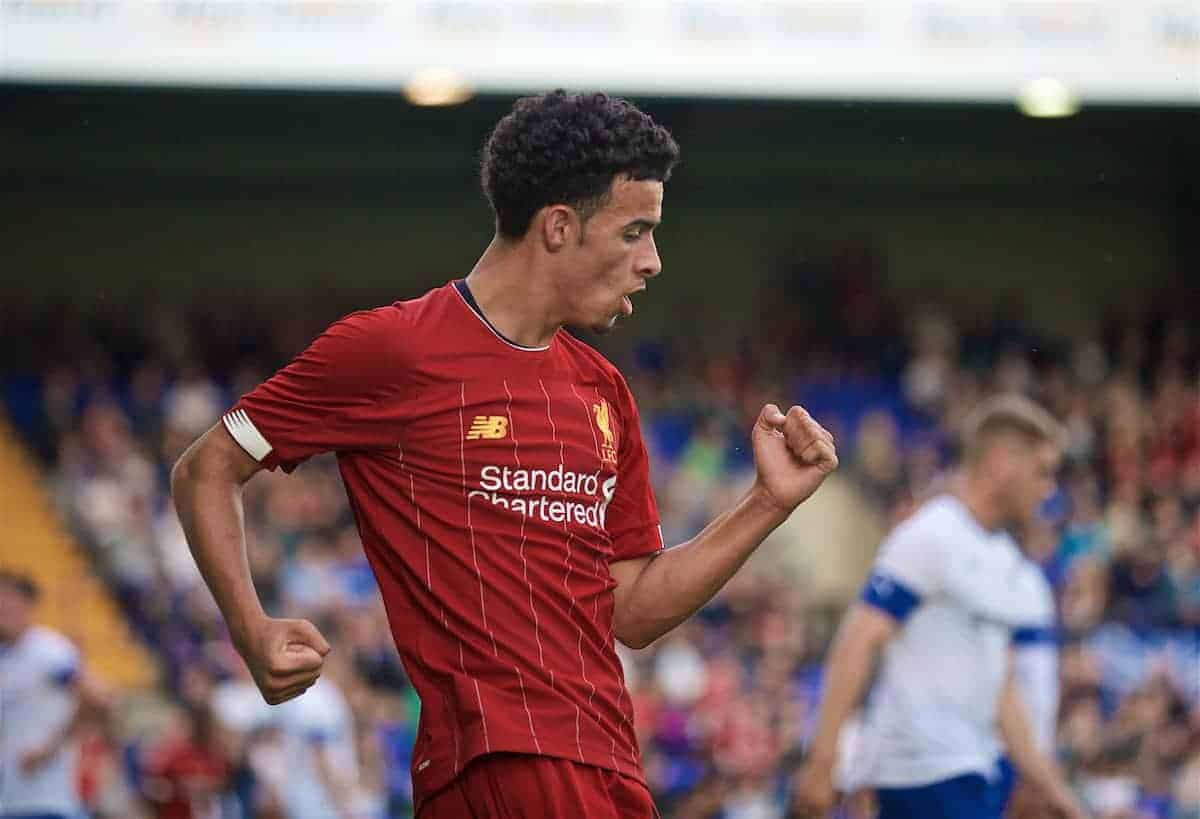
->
xmin=1014 ymin=508 xmax=1038 ymax=529
xmin=587 ymin=314 xmax=621 ymax=335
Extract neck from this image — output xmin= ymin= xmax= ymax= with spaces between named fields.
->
xmin=956 ymin=471 xmax=1006 ymax=532
xmin=465 ymin=237 xmax=564 ymax=348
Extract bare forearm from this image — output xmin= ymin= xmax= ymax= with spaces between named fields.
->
xmin=999 ymin=679 xmax=1068 ymax=798
xmin=171 ymin=442 xmax=264 ymax=647
xmin=615 ymin=485 xmax=789 ymax=647
xmin=807 ymin=611 xmax=884 ymax=764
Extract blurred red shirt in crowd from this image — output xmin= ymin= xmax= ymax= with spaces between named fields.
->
xmin=143 ymin=707 xmax=229 ymax=819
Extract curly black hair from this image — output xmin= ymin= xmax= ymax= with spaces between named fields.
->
xmin=481 ymin=90 xmax=680 ymax=238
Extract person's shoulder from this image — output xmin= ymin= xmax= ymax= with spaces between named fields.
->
xmin=896 ymin=494 xmax=962 ymax=539
xmin=397 ymin=280 xmax=462 ymax=315
xmin=557 ymin=332 xmax=629 ymax=392
xmin=344 ymin=282 xmax=454 ymax=333
xmin=877 ymin=495 xmax=961 ymax=566
xmin=324 ymin=282 xmax=457 ymax=363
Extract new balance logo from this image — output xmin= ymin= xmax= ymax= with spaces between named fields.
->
xmin=466 ymin=415 xmax=509 ymax=440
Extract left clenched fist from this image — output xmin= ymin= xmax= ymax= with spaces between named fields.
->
xmin=751 ymin=403 xmax=839 ymax=512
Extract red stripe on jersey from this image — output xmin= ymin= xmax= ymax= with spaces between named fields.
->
xmin=504 ymin=379 xmax=545 ymax=754
xmin=459 ymin=382 xmax=493 ymax=753
xmin=538 ymin=378 xmax=588 ymax=763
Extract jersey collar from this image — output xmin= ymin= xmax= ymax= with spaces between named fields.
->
xmin=453 ymin=279 xmax=552 ymax=352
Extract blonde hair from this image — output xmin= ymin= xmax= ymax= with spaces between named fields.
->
xmin=962 ymin=393 xmax=1064 ymax=464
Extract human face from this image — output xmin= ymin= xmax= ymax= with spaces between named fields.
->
xmin=1003 ymin=439 xmax=1062 ymax=527
xmin=0 ymin=582 xmax=32 ymax=643
xmin=558 ymin=176 xmax=663 ymax=333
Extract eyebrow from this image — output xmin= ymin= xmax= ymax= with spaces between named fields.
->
xmin=622 ymin=218 xmax=659 ymax=231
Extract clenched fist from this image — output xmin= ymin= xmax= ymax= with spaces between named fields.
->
xmin=752 ymin=404 xmax=838 ymax=512
xmin=236 ymin=617 xmax=331 ymax=705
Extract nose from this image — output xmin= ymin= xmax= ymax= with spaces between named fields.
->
xmin=639 ymin=234 xmax=662 ymax=279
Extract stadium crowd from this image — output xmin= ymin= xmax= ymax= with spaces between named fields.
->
xmin=3 ymin=262 xmax=1198 ymax=819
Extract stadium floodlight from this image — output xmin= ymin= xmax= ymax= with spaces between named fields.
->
xmin=404 ymin=68 xmax=474 ymax=107
xmin=1016 ymin=77 xmax=1081 ymax=118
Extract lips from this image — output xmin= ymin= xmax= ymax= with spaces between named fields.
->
xmin=620 ymin=286 xmax=645 ymax=316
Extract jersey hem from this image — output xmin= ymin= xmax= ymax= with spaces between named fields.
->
xmin=412 ymin=735 xmax=644 ymax=814
xmin=861 ymin=754 xmax=1000 ymax=790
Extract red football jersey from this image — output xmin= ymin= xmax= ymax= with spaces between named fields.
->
xmin=222 ymin=281 xmax=663 ymax=809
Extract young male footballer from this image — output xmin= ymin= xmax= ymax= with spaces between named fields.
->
xmin=172 ymin=91 xmax=838 ymax=818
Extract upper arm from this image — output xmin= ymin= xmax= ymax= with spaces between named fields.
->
xmin=609 ymin=552 xmax=656 ymax=602
xmin=221 ymin=308 xmax=408 ymax=473
xmin=607 ymin=551 xmax=662 ymax=649
xmin=173 ymin=422 xmax=263 ymax=490
xmin=841 ymin=601 xmax=902 ymax=650
xmin=858 ymin=519 xmax=943 ymax=625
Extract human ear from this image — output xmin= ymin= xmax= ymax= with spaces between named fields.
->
xmin=541 ymin=205 xmax=575 ymax=252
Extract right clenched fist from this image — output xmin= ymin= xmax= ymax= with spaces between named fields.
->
xmin=237 ymin=617 xmax=331 ymax=705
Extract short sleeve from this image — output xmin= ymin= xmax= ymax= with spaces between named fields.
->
xmin=223 ymin=308 xmax=407 ymax=472
xmin=606 ymin=375 xmax=663 ymax=563
xmin=859 ymin=515 xmax=944 ymax=623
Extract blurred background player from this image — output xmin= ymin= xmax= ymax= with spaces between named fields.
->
xmin=170 ymin=91 xmax=839 ymax=818
xmin=0 ymin=569 xmax=110 ymax=819
xmin=139 ymin=702 xmax=229 ymax=819
xmin=796 ymin=395 xmax=1085 ymax=819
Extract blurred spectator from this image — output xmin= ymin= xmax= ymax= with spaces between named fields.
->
xmin=1107 ymin=542 xmax=1178 ymax=630
xmin=272 ymin=646 xmax=376 ymax=819
xmin=141 ymin=704 xmax=229 ymax=819
xmin=0 ymin=569 xmax=112 ymax=819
